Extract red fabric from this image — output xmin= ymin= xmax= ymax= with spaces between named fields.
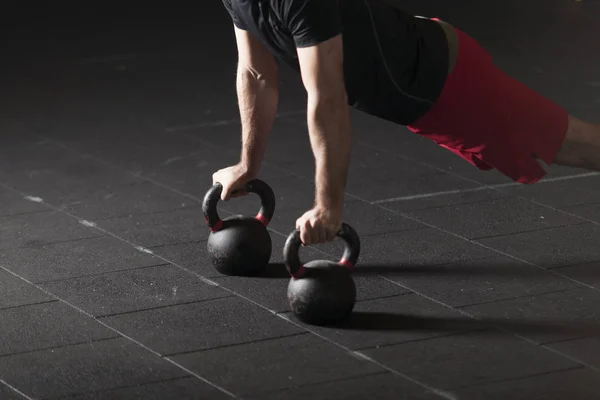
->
xmin=408 ymin=24 xmax=569 ymax=184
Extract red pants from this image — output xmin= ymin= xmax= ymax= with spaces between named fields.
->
xmin=408 ymin=24 xmax=569 ymax=184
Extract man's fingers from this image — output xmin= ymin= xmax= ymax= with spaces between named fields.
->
xmin=220 ymin=185 xmax=232 ymax=201
xmin=299 ymin=218 xmax=313 ymax=245
xmin=299 ymin=226 xmax=310 ymax=246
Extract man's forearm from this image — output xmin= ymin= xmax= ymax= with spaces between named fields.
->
xmin=236 ymin=65 xmax=279 ymax=175
xmin=307 ymin=96 xmax=353 ymax=210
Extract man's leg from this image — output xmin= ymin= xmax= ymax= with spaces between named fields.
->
xmin=554 ymin=116 xmax=600 ymax=170
xmin=407 ymin=21 xmax=593 ymax=184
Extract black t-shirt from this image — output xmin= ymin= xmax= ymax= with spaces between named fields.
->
xmin=222 ymin=0 xmax=449 ymax=126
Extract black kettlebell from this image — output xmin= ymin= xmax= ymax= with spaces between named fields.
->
xmin=284 ymin=223 xmax=361 ymax=326
xmin=202 ymin=179 xmax=276 ymax=276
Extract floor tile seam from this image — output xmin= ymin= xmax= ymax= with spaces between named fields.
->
xmin=283 ymin=221 xmax=427 ymax=239
xmin=0 ymin=264 xmax=237 ymax=398
xmin=378 ymin=255 xmax=498 ymax=271
xmin=550 ymin=258 xmax=600 ymax=271
xmin=73 ymin=204 xmax=197 ymax=222
xmin=93 ymin=204 xmax=203 ymax=222
xmin=538 ymin=333 xmax=593 ymax=346
xmin=357 ymin=225 xmax=431 ymax=238
xmin=503 ymin=193 xmax=600 ymax=229
xmin=357 ymin=138 xmax=600 ymax=217
xmin=537 ymin=342 xmax=600 ymax=373
xmin=354 ymin=140 xmax=456 ymax=174
xmin=34 ymin=262 xmax=173 ymax=285
xmin=370 ymin=185 xmax=495 ymax=205
xmin=468 ymin=220 xmax=590 ymax=241
xmin=355 ymin=292 xmax=416 ymax=303
xmin=355 ymin=138 xmax=553 ymax=184
xmin=0 ymin=299 xmax=59 ymax=313
xmin=561 ymin=200 xmax=600 ymax=211
xmin=238 ymin=371 xmax=390 ymax=400
xmin=367 ymin=203 xmax=600 ymax=294
xmin=377 ymin=276 xmax=600 ymax=373
xmin=165 ymin=110 xmax=306 ymax=133
xmin=0 ymin=378 xmax=33 ymax=400
xmin=271 ymin=313 xmax=459 ymax=400
xmin=353 ymin=329 xmax=492 ymax=353
xmin=384 ymin=195 xmax=512 ymax=211
xmin=236 ymin=372 xmax=411 ymax=400
xmin=39 ymin=376 xmax=192 ymax=400
xmin=0 ymin=233 xmax=109 ymax=255
xmin=95 ymin=295 xmax=236 ymax=319
xmin=452 ymin=287 xmax=580 ymax=310
xmin=0 ymin=336 xmax=120 ymax=360
xmin=446 ymin=171 xmax=600 ymax=231
xmin=0 ymin=208 xmax=53 ymax=220
xmin=355 ymin=140 xmax=479 ymax=177
xmin=445 ymin=365 xmax=587 ymax=392
xmin=147 ymin=239 xmax=206 ymax=249
xmin=164 ymin=332 xmax=309 ymax=358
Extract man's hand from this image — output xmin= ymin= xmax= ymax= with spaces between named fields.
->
xmin=212 ymin=164 xmax=256 ymax=201
xmin=296 ymin=205 xmax=343 ymax=245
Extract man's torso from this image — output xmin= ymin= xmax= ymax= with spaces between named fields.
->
xmin=222 ymin=0 xmax=450 ymax=125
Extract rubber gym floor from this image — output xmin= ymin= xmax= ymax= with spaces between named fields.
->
xmin=2 ymin=1 xmax=600 ymax=399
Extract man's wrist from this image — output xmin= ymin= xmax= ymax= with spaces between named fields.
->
xmin=238 ymin=158 xmax=260 ymax=177
xmin=314 ymin=189 xmax=344 ymax=211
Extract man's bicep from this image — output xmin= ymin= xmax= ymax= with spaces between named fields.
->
xmin=296 ymin=34 xmax=346 ymax=101
xmin=234 ymin=26 xmax=278 ymax=78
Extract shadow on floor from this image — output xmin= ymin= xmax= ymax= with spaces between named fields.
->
xmin=261 ymin=261 xmax=597 ymax=279
xmin=330 ymin=312 xmax=600 ymax=337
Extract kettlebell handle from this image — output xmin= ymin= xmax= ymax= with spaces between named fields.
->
xmin=202 ymin=179 xmax=276 ymax=232
xmin=283 ymin=222 xmax=361 ymax=279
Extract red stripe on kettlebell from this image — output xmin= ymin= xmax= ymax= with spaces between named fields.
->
xmin=291 ymin=265 xmax=306 ymax=279
xmin=339 ymin=258 xmax=355 ymax=270
xmin=255 ymin=213 xmax=270 ymax=226
xmin=210 ymin=219 xmax=223 ymax=232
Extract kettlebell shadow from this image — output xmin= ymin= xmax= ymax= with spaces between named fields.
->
xmin=258 ymin=259 xmax=600 ymax=279
xmin=260 ymin=262 xmax=292 ymax=278
xmin=332 ymin=311 xmax=600 ymax=338
xmin=350 ymin=261 xmax=598 ymax=278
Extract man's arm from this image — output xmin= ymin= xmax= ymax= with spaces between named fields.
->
xmin=296 ymin=34 xmax=352 ymax=211
xmin=233 ymin=26 xmax=279 ymax=176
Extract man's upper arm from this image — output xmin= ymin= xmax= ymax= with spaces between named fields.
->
xmin=296 ymin=36 xmax=346 ymax=101
xmin=283 ymin=0 xmax=346 ymax=100
xmin=234 ymin=27 xmax=278 ymax=79
xmin=222 ymin=0 xmax=277 ymax=78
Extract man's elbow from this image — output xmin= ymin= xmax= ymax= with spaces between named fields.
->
xmin=238 ymin=68 xmax=278 ymax=95
xmin=238 ymin=65 xmax=270 ymax=81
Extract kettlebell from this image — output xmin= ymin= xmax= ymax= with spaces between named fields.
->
xmin=284 ymin=223 xmax=361 ymax=326
xmin=202 ymin=179 xmax=276 ymax=276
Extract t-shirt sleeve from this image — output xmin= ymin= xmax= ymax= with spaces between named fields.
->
xmin=221 ymin=0 xmax=247 ymax=30
xmin=281 ymin=0 xmax=342 ymax=48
